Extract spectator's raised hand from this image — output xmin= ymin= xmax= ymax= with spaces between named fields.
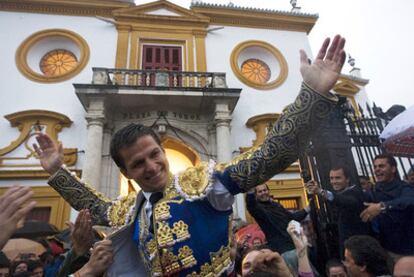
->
xmin=300 ymin=35 xmax=346 ymax=95
xmin=0 ymin=186 xmax=36 ymax=249
xmin=33 ymin=132 xmax=63 ymax=175
xmin=75 ymin=240 xmax=113 ymax=277
xmin=287 ymin=221 xmax=308 ymax=255
xmin=287 ymin=221 xmax=314 ymax=276
xmin=244 ymin=249 xmax=293 ymax=277
xmin=67 ymin=209 xmax=94 ymax=256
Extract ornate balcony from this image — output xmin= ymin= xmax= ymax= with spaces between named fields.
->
xmin=74 ymin=68 xmax=241 ymax=115
xmin=91 ymin=67 xmax=228 ymax=89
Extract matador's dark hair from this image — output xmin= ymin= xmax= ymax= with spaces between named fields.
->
xmin=110 ymin=123 xmax=161 ymax=170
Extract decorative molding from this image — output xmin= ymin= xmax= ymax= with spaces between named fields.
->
xmin=245 ymin=113 xmax=281 ymax=146
xmin=339 ymin=74 xmax=369 ymax=86
xmin=230 ymin=40 xmax=288 ymax=90
xmin=0 ymin=185 xmax=74 ymax=229
xmin=195 ymin=34 xmax=207 ymax=72
xmin=0 ymin=0 xmax=132 ymax=17
xmin=134 ymin=36 xmax=191 ymax=71
xmin=15 ymin=29 xmax=90 ymax=83
xmin=115 ymin=27 xmax=130 ymax=70
xmin=268 ymin=178 xmax=307 ymax=207
xmin=113 ymin=0 xmax=210 ymax=28
xmin=0 ymin=169 xmax=81 ymax=179
xmin=333 ymin=80 xmax=360 ymax=97
xmin=114 ymin=1 xmax=209 ymax=72
xmin=191 ymin=5 xmax=317 ymax=33
xmin=333 ymin=80 xmax=361 ymax=115
xmin=0 ymin=110 xmax=77 ymax=167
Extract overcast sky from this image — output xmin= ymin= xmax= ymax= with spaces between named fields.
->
xmin=137 ymin=0 xmax=414 ymax=110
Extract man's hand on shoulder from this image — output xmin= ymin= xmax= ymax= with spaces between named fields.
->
xmin=360 ymin=202 xmax=382 ymax=222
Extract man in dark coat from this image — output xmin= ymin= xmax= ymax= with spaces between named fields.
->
xmin=246 ymin=183 xmax=309 ymax=269
xmin=306 ymin=166 xmax=370 ymax=256
xmin=360 ymin=154 xmax=414 ymax=257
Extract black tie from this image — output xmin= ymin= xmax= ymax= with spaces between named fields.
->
xmin=149 ymin=192 xmax=163 ymax=234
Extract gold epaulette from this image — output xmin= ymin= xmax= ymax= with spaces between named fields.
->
xmin=214 ymin=146 xmax=259 ymax=173
xmin=107 ymin=192 xmax=137 ymax=227
xmin=176 ymin=160 xmax=215 ymax=200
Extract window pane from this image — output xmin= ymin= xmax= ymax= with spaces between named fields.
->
xmin=156 ymin=48 xmax=161 ymax=63
xmin=165 ymin=49 xmax=170 ymax=63
xmin=146 ymin=47 xmax=152 ymax=63
xmin=26 ymin=207 xmax=51 ymax=222
xmin=173 ymin=49 xmax=179 ymax=64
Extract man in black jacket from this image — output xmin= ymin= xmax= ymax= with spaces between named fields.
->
xmin=246 ymin=183 xmax=310 ymax=270
xmin=360 ymin=154 xmax=414 ymax=258
xmin=305 ymin=166 xmax=369 ymax=256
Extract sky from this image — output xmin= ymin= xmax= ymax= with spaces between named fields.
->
xmin=137 ymin=0 xmax=414 ymax=110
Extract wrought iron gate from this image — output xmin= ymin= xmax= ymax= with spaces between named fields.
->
xmin=298 ymin=97 xmax=414 ymax=268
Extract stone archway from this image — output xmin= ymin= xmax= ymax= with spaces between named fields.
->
xmin=162 ymin=136 xmax=201 ymax=174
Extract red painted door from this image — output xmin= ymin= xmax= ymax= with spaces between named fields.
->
xmin=142 ymin=45 xmax=182 ymax=86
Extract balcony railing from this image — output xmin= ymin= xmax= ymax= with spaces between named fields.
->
xmin=91 ymin=67 xmax=228 ymax=88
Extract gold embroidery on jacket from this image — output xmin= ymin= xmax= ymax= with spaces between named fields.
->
xmin=178 ymin=245 xmax=197 ymax=269
xmin=161 ymin=249 xmax=180 ymax=275
xmin=108 ymin=192 xmax=137 ymax=227
xmin=200 ymin=262 xmax=214 ymax=277
xmin=154 ymin=202 xmax=171 ymax=221
xmin=185 ymin=245 xmax=231 ymax=277
xmin=179 ymin=162 xmax=209 ymax=196
xmin=157 ymin=222 xmax=175 ymax=248
xmin=146 ymin=239 xmax=157 ymax=260
xmin=172 ymin=220 xmax=190 ymax=242
xmin=214 ymin=146 xmax=258 ymax=172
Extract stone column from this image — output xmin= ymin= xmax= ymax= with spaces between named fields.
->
xmin=214 ymin=102 xmax=232 ymax=162
xmin=101 ymin=122 xmax=118 ymax=198
xmin=214 ymin=102 xmax=245 ymax=220
xmin=82 ymin=97 xmax=105 ymax=189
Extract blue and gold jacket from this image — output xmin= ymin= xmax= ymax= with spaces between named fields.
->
xmin=48 ymin=83 xmax=337 ymax=276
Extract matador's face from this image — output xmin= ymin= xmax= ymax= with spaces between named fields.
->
xmin=120 ymin=135 xmax=170 ymax=193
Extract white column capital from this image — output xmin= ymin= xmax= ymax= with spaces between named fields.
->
xmin=214 ymin=102 xmax=232 ymax=163
xmin=214 ymin=102 xmax=232 ymax=126
xmin=85 ymin=115 xmax=105 ymax=127
xmin=85 ymin=97 xmax=106 ymax=127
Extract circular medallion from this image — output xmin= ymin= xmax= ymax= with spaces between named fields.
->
xmin=230 ymin=40 xmax=288 ymax=90
xmin=40 ymin=49 xmax=78 ymax=76
xmin=241 ymin=59 xmax=271 ymax=84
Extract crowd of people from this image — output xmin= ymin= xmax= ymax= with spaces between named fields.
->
xmin=0 ymin=34 xmax=413 ymax=277
xmin=237 ymin=153 xmax=414 ymax=276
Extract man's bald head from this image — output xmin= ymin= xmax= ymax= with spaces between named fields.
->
xmin=394 ymin=256 xmax=414 ymax=277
